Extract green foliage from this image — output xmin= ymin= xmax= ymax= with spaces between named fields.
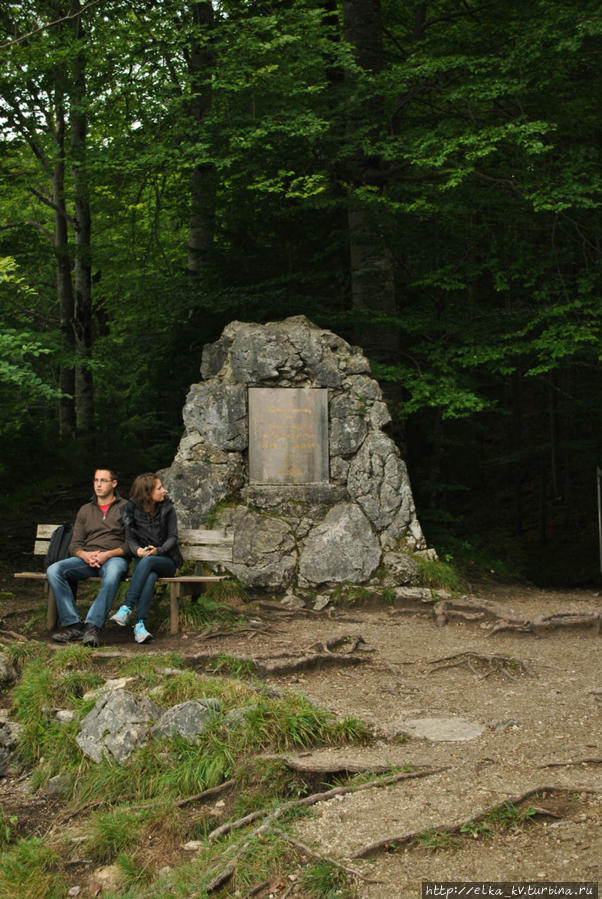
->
xmin=239 ymin=695 xmax=369 ymax=753
xmin=232 ymin=758 xmax=306 ymax=818
xmin=299 ymin=860 xmax=357 ymax=898
xmin=415 ymin=828 xmax=459 ymax=851
xmin=415 ymin=557 xmax=462 ymax=593
xmin=204 ymin=578 xmax=248 ymax=604
xmin=330 ymin=583 xmax=374 ymax=605
xmin=0 ymin=838 xmax=65 ymax=899
xmin=206 ymin=652 xmax=257 ymax=678
xmin=485 ymin=801 xmax=538 ymax=830
xmin=173 ymin=594 xmax=243 ymax=632
xmin=85 ymin=808 xmax=146 ymax=863
xmin=7 ymin=650 xmax=370 ymax=831
xmin=460 ymin=819 xmax=492 ymax=840
xmin=0 ymin=810 xmax=17 ymax=848
xmin=0 ymin=259 xmax=64 ymax=450
xmin=2 ymin=0 xmax=602 ymax=581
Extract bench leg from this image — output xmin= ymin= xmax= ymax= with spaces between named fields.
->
xmin=170 ymin=583 xmax=179 ymax=635
xmin=46 ymin=583 xmax=58 ymax=633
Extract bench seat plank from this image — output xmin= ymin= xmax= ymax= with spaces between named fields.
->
xmin=179 ymin=528 xmax=233 ymax=545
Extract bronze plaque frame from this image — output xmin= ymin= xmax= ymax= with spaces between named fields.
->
xmin=248 ymin=387 xmax=329 ymax=485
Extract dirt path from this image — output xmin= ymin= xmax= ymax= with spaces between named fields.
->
xmin=1 ymin=579 xmax=601 ymax=897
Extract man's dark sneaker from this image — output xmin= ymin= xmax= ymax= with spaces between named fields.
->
xmin=51 ymin=623 xmax=85 ymax=644
xmin=82 ymin=623 xmax=101 ymax=647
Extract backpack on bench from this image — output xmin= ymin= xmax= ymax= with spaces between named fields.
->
xmin=44 ymin=524 xmax=74 ymax=569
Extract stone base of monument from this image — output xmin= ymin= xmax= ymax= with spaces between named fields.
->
xmin=162 ymin=316 xmax=432 ymax=592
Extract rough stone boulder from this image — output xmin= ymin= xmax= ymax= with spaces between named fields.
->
xmin=163 ymin=315 xmax=428 ymax=590
xmin=152 ymin=699 xmax=222 ymax=743
xmin=0 ymin=713 xmax=22 ymax=775
xmin=76 ymin=690 xmax=160 ymax=764
xmin=299 ymin=503 xmax=381 ymax=586
xmin=0 ymin=653 xmax=16 ymax=684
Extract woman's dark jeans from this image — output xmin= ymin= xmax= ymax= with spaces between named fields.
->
xmin=124 ymin=555 xmax=176 ymax=623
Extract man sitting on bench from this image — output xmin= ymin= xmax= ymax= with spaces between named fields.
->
xmin=48 ymin=468 xmax=129 ymax=647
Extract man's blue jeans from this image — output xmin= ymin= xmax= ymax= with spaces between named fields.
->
xmin=47 ymin=556 xmax=128 ymax=629
xmin=124 ymin=555 xmax=176 ymax=624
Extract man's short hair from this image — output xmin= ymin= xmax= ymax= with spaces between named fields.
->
xmin=94 ymin=468 xmax=118 ymax=481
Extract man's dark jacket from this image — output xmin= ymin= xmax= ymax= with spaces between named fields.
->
xmin=69 ymin=495 xmax=129 ymax=557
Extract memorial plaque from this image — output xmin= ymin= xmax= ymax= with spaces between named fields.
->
xmin=248 ymin=388 xmax=329 ymax=485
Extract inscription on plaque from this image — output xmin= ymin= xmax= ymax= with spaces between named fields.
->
xmin=248 ymin=388 xmax=329 ymax=485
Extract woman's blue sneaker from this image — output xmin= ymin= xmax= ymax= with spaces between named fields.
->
xmin=110 ymin=605 xmax=132 ymax=627
xmin=134 ymin=621 xmax=152 ymax=643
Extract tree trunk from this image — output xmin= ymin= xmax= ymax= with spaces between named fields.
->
xmin=70 ymin=0 xmax=94 ymax=428
xmin=187 ymin=1 xmax=216 ymax=273
xmin=342 ymin=0 xmax=398 ymax=362
xmin=52 ymin=98 xmax=76 ymax=439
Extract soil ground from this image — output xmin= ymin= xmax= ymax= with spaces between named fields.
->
xmin=1 ymin=567 xmax=601 ymax=898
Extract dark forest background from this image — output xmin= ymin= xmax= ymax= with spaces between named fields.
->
xmin=2 ymin=0 xmax=601 ymax=585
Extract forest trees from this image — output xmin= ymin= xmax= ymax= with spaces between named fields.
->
xmin=0 ymin=0 xmax=97 ymax=436
xmin=1 ymin=0 xmax=601 ymax=579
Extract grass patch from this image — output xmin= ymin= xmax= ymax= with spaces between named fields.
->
xmin=21 ymin=604 xmax=47 ymax=634
xmin=192 ymin=829 xmax=294 ymax=896
xmin=2 ymin=640 xmax=46 ymax=671
xmin=238 ymin=695 xmax=370 ymax=753
xmin=415 ymin=827 xmax=460 ymax=851
xmin=4 ymin=652 xmax=372 ymax=896
xmin=410 ymin=800 xmax=539 ymax=855
xmin=152 ymin=670 xmax=256 ymax=709
xmin=330 ymin=583 xmax=373 ymax=605
xmin=232 ymin=758 xmax=307 ymax=817
xmin=205 ymin=652 xmax=258 ymax=678
xmin=204 ymin=578 xmax=248 ymax=604
xmin=0 ymin=838 xmax=66 ymax=899
xmin=459 ymin=819 xmax=493 ymax=839
xmin=167 ymin=593 xmax=244 ymax=632
xmin=85 ymin=807 xmax=147 ymax=862
xmin=484 ymin=800 xmax=538 ymax=830
xmin=0 ymin=810 xmax=17 ymax=848
xmin=416 ymin=556 xmax=461 ymax=592
xmin=299 ymin=859 xmax=357 ymax=898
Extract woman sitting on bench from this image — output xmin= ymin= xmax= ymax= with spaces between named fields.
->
xmin=111 ymin=473 xmax=183 ymax=643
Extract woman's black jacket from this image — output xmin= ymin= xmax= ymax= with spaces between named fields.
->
xmin=120 ymin=498 xmax=183 ymax=568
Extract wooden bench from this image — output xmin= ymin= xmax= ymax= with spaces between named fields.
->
xmin=14 ymin=525 xmax=234 ymax=635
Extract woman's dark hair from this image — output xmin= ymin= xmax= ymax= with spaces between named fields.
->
xmin=130 ymin=472 xmax=158 ymax=512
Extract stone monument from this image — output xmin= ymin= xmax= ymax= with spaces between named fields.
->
xmin=162 ymin=315 xmax=429 ymax=590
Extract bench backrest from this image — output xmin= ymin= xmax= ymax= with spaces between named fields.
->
xmin=32 ymin=525 xmax=233 ymax=563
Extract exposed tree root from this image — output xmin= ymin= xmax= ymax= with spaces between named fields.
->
xmin=428 ymin=651 xmax=536 ymax=679
xmin=390 ymin=593 xmax=602 ymax=637
xmin=489 ymin=611 xmax=602 ymax=636
xmin=308 ymin=634 xmax=373 ymax=654
xmin=352 ymin=786 xmax=583 ymax=858
xmin=198 ymin=624 xmax=274 ymax=639
xmin=272 ymin=827 xmax=381 ymax=883
xmin=0 ymin=628 xmax=31 ymax=642
xmin=185 ymin=648 xmax=368 ymax=676
xmin=206 ymin=864 xmax=235 ymax=892
xmin=258 ymin=754 xmax=402 ymax=778
xmin=538 ymin=758 xmax=602 ymax=768
xmin=203 ymin=770 xmax=450 ymax=893
xmin=51 ymin=780 xmax=236 ymax=828
xmin=241 ymin=879 xmax=271 ymax=898
xmin=208 ymin=767 xmax=448 ymax=843
xmin=249 ymin=600 xmax=322 ymax=617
